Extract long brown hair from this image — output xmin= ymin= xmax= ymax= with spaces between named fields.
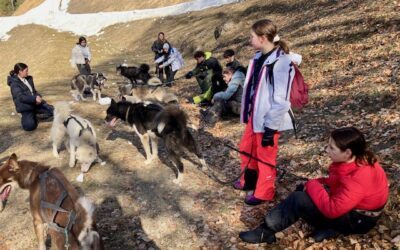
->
xmin=331 ymin=127 xmax=377 ymax=166
xmin=251 ymin=19 xmax=290 ymax=54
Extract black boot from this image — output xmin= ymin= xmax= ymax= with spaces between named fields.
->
xmin=312 ymin=229 xmax=339 ymax=242
xmin=239 ymin=223 xmax=276 ymax=244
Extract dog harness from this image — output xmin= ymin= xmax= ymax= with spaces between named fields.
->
xmin=63 ymin=115 xmax=93 ymax=137
xmin=39 ymin=170 xmax=76 ymax=249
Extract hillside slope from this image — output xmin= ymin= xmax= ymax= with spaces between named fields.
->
xmin=0 ymin=0 xmax=399 ymax=249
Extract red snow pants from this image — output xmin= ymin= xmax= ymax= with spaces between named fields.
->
xmin=239 ymin=117 xmax=280 ymax=201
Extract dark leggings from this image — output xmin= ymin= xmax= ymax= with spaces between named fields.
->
xmin=265 ymin=191 xmax=379 ymax=235
xmin=76 ymin=63 xmax=91 ymax=75
xmin=20 ymin=103 xmax=54 ymax=131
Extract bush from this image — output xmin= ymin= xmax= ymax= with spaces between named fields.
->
xmin=0 ymin=0 xmax=24 ymax=16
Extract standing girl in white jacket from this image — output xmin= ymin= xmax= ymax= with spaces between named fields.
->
xmin=234 ymin=19 xmax=297 ymax=205
xmin=71 ymin=36 xmax=92 ymax=75
xmin=155 ymin=43 xmax=184 ymax=86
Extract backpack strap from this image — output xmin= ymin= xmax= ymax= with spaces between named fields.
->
xmin=63 ymin=116 xmax=93 ymax=137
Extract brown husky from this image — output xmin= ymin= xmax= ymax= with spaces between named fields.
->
xmin=0 ymin=154 xmax=103 ymax=250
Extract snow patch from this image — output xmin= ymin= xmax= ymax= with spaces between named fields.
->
xmin=0 ymin=0 xmax=239 ymax=41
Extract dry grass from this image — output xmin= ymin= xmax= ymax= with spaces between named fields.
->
xmin=0 ymin=0 xmax=399 ymax=249
xmin=13 ymin=0 xmax=44 ymax=15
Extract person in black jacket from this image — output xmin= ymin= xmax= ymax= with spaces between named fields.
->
xmin=151 ymin=32 xmax=171 ymax=82
xmin=8 ymin=63 xmax=54 ymax=131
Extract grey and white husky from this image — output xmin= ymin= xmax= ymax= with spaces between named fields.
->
xmin=71 ymin=73 xmax=107 ymax=101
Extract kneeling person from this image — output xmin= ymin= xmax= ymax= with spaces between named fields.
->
xmin=202 ymin=66 xmax=245 ymax=124
xmin=8 ymin=63 xmax=54 ymax=131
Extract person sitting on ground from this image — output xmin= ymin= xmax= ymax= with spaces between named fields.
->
xmin=185 ymin=51 xmax=223 ymax=104
xmin=201 ymin=66 xmax=245 ymax=125
xmin=8 ymin=63 xmax=54 ymax=131
xmin=154 ymin=43 xmax=184 ymax=86
xmin=223 ymin=49 xmax=243 ymax=71
xmin=239 ymin=127 xmax=389 ymax=244
xmin=70 ymin=36 xmax=92 ymax=75
xmin=151 ymin=32 xmax=171 ymax=82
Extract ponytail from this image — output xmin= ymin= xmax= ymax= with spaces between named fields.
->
xmin=10 ymin=63 xmax=28 ymax=77
xmin=252 ymin=19 xmax=290 ymax=54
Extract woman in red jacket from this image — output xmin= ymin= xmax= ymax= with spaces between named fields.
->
xmin=239 ymin=127 xmax=389 ymax=243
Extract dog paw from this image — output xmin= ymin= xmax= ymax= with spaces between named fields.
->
xmin=53 ymin=152 xmax=60 ymax=159
xmin=144 ymin=159 xmax=152 ymax=165
xmin=69 ymin=162 xmax=75 ymax=168
xmin=173 ymin=175 xmax=183 ymax=184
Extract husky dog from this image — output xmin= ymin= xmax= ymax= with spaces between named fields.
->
xmin=0 ymin=154 xmax=103 ymax=249
xmin=116 ymin=64 xmax=162 ymax=86
xmin=71 ymin=73 xmax=107 ymax=101
xmin=117 ymin=83 xmax=178 ymax=104
xmin=51 ymin=102 xmax=101 ymax=174
xmin=105 ymin=99 xmax=206 ymax=182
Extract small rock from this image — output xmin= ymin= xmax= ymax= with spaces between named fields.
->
xmin=11 ymin=112 xmax=15 ymax=116
xmin=229 ymin=237 xmax=236 ymax=243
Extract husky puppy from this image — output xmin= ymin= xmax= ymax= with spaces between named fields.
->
xmin=105 ymin=99 xmax=206 ymax=182
xmin=51 ymin=102 xmax=101 ymax=174
xmin=117 ymin=83 xmax=178 ymax=104
xmin=0 ymin=154 xmax=103 ymax=249
xmin=71 ymin=73 xmax=107 ymax=101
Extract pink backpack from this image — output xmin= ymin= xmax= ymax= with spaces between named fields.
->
xmin=290 ymin=64 xmax=309 ymax=111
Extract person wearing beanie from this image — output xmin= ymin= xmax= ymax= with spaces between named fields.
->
xmin=155 ymin=43 xmax=184 ymax=86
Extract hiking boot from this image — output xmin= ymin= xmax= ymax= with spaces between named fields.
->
xmin=239 ymin=223 xmax=276 ymax=244
xmin=233 ymin=180 xmax=244 ymax=190
xmin=244 ymin=194 xmax=265 ymax=206
xmin=312 ymin=229 xmax=339 ymax=242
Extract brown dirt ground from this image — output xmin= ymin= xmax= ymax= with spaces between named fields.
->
xmin=0 ymin=0 xmax=399 ymax=249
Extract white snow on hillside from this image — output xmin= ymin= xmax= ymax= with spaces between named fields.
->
xmin=0 ymin=0 xmax=239 ymax=41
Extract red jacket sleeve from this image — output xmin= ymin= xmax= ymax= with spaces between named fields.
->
xmin=305 ymin=178 xmax=365 ymax=219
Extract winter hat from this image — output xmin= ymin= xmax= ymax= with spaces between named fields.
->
xmin=163 ymin=43 xmax=170 ymax=50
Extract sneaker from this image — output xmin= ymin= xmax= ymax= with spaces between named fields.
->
xmin=244 ymin=194 xmax=265 ymax=206
xmin=239 ymin=223 xmax=276 ymax=244
xmin=312 ymin=229 xmax=339 ymax=242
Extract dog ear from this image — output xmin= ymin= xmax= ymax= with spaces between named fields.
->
xmin=121 ymin=96 xmax=126 ymax=102
xmin=7 ymin=153 xmax=19 ymax=172
xmin=111 ymin=98 xmax=116 ymax=104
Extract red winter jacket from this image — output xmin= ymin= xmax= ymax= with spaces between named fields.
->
xmin=305 ymin=161 xmax=388 ymax=219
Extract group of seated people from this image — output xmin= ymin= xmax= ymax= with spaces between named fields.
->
xmin=184 ymin=49 xmax=247 ymax=125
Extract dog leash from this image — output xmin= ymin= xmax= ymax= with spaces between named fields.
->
xmin=204 ymin=143 xmax=307 ymax=185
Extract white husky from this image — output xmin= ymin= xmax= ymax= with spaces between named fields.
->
xmin=51 ymin=102 xmax=102 ymax=174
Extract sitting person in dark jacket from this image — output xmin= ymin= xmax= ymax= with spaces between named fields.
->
xmin=239 ymin=127 xmax=389 ymax=244
xmin=201 ymin=66 xmax=245 ymax=125
xmin=8 ymin=63 xmax=54 ymax=131
xmin=185 ymin=51 xmax=224 ymax=104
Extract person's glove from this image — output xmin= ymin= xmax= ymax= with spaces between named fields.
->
xmin=185 ymin=71 xmax=193 ymax=79
xmin=295 ymin=184 xmax=305 ymax=192
xmin=261 ymin=127 xmax=276 ymax=147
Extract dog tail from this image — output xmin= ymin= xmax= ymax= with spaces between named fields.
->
xmin=156 ymin=104 xmax=188 ymax=141
xmin=139 ymin=63 xmax=150 ymax=73
xmin=77 ymin=197 xmax=103 ymax=249
xmin=147 ymin=76 xmax=162 ymax=86
xmin=54 ymin=101 xmax=72 ymax=120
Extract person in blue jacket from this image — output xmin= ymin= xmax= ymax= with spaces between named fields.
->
xmin=8 ymin=63 xmax=53 ymax=131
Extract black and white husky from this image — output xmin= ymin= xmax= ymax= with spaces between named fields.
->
xmin=71 ymin=73 xmax=107 ymax=101
xmin=105 ymin=99 xmax=206 ymax=182
xmin=51 ymin=102 xmax=102 ymax=178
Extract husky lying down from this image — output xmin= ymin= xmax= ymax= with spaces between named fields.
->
xmin=51 ymin=102 xmax=102 ymax=175
xmin=117 ymin=83 xmax=178 ymax=104
xmin=105 ymin=99 xmax=206 ymax=182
